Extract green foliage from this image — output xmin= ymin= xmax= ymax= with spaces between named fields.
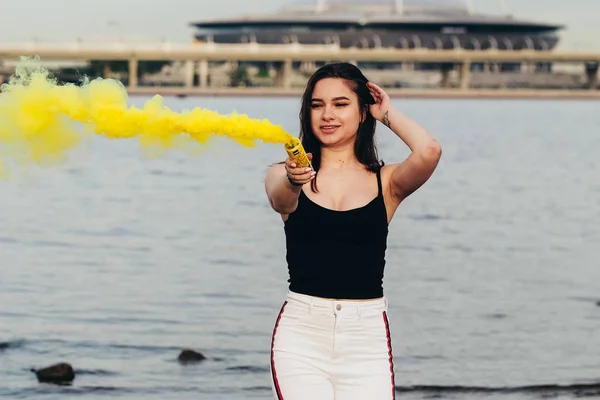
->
xmin=229 ymin=67 xmax=251 ymax=87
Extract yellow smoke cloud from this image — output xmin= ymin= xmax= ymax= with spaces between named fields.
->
xmin=0 ymin=57 xmax=294 ymax=178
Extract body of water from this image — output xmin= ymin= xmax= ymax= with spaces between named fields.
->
xmin=0 ymin=96 xmax=599 ymax=399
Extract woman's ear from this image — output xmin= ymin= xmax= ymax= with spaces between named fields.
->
xmin=360 ymin=107 xmax=367 ymax=123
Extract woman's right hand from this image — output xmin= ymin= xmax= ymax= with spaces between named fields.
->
xmin=285 ymin=153 xmax=315 ymax=186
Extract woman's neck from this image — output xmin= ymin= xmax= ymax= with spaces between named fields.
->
xmin=320 ymin=143 xmax=360 ymax=170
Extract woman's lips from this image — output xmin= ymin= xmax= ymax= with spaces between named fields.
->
xmin=320 ymin=125 xmax=341 ymax=134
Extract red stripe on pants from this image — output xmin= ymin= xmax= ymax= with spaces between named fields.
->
xmin=271 ymin=301 xmax=288 ymax=400
xmin=383 ymin=311 xmax=396 ymax=400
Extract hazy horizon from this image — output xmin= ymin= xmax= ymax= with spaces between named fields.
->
xmin=0 ymin=0 xmax=597 ymax=50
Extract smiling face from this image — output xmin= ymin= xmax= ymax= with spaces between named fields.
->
xmin=310 ymin=77 xmax=363 ymax=148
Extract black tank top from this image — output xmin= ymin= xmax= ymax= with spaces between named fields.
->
xmin=283 ymin=167 xmax=389 ymax=299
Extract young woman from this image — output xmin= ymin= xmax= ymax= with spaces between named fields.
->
xmin=264 ymin=62 xmax=442 ymax=400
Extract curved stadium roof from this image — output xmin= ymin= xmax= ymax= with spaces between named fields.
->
xmin=282 ymin=0 xmax=473 ymax=14
xmin=191 ymin=0 xmax=562 ymax=29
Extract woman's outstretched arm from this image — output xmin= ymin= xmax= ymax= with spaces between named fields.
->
xmin=265 ymin=156 xmax=315 ymax=215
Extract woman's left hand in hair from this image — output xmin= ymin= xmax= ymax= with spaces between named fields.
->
xmin=367 ymin=82 xmax=394 ymax=128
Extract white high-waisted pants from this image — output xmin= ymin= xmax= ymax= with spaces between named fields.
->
xmin=270 ymin=290 xmax=396 ymax=400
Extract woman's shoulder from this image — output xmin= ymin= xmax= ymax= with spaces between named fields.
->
xmin=266 ymin=161 xmax=286 ymax=175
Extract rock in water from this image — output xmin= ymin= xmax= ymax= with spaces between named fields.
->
xmin=31 ymin=362 xmax=75 ymax=384
xmin=177 ymin=349 xmax=206 ymax=364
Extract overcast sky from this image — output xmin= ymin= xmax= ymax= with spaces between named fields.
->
xmin=0 ymin=0 xmax=596 ymax=50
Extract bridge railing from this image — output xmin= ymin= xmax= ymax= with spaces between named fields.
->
xmin=0 ymin=41 xmax=597 ymax=63
xmin=0 ymin=40 xmax=343 ymax=52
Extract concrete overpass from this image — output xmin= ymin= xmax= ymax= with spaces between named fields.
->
xmin=0 ymin=42 xmax=598 ymax=92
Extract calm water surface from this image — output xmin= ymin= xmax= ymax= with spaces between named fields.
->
xmin=0 ymin=96 xmax=599 ymax=399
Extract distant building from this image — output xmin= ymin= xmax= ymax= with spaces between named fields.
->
xmin=189 ymin=0 xmax=563 ymax=52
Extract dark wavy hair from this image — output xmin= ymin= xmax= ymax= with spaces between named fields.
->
xmin=299 ymin=62 xmax=384 ymax=192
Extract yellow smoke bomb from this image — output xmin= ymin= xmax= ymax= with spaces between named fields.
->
xmin=285 ymin=137 xmax=312 ymax=169
xmin=0 ymin=56 xmax=304 ymax=178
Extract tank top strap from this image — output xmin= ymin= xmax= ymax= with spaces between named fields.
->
xmin=376 ymin=167 xmax=383 ymax=197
